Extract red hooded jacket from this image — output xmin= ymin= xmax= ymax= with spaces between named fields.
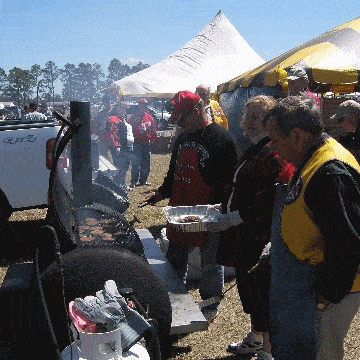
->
xmin=128 ymin=112 xmax=157 ymax=145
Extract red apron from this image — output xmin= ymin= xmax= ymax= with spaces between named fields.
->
xmin=167 ymin=143 xmax=212 ymax=247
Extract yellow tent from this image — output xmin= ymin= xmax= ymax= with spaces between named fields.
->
xmin=218 ymin=16 xmax=360 ymax=95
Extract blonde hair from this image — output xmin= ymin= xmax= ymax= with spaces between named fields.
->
xmin=240 ymin=95 xmax=277 ymax=130
xmin=244 ymin=95 xmax=277 ymax=112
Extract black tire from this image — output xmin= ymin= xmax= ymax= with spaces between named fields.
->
xmin=40 ymin=246 xmax=172 ymax=355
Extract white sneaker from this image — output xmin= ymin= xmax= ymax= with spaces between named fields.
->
xmin=227 ymin=332 xmax=263 ymax=355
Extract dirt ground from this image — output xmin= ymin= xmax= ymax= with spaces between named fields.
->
xmin=3 ymin=153 xmax=360 ymax=359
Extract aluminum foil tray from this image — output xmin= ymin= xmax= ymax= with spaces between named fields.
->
xmin=163 ymin=205 xmax=220 ymax=232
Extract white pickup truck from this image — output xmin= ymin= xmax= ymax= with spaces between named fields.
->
xmin=0 ymin=116 xmax=61 ymax=210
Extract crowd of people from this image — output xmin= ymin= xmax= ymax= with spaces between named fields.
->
xmin=82 ymin=66 xmax=360 ymax=359
xmin=21 ymin=102 xmax=50 ymax=122
xmin=0 ymin=59 xmax=358 ymax=359
xmin=0 ymin=102 xmax=49 ymax=120
xmin=92 ymin=96 xmax=158 ymax=190
xmin=137 ymin=66 xmax=360 ymax=360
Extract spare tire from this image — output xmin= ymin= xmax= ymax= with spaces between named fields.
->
xmin=40 ymin=246 xmax=172 ymax=353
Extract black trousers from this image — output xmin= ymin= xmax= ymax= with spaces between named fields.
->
xmin=235 ymin=255 xmax=271 ymax=332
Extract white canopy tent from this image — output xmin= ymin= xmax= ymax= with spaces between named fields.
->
xmin=111 ymin=11 xmax=265 ymax=98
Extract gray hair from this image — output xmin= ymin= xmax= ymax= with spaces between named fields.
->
xmin=264 ymin=95 xmax=324 ymax=136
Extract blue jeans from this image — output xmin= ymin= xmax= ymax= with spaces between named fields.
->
xmin=166 ymin=231 xmax=224 ymax=300
xmin=270 ymin=185 xmax=318 ymax=360
xmin=110 ymin=149 xmax=133 ymax=187
xmin=131 ymin=142 xmax=151 ymax=186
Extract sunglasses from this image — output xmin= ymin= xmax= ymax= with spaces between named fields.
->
xmin=177 ymin=107 xmax=194 ymax=126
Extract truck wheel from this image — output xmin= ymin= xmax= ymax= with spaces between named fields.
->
xmin=40 ymin=246 xmax=172 ymax=354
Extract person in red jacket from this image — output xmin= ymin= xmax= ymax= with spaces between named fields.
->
xmin=216 ymin=95 xmax=295 ymax=360
xmin=128 ymin=99 xmax=157 ymax=188
xmin=106 ymin=102 xmax=134 ymax=189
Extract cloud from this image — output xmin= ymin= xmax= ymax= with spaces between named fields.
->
xmin=123 ymin=57 xmax=154 ymax=65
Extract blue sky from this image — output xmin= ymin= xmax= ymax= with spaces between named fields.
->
xmin=0 ymin=0 xmax=359 ymax=77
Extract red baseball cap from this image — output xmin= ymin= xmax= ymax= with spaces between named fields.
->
xmin=169 ymin=91 xmax=201 ymax=123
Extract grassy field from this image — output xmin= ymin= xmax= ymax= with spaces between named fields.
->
xmin=2 ymin=153 xmax=360 ymax=359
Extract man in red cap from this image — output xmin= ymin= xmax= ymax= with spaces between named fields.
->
xmin=144 ymin=90 xmax=237 ymax=322
xmin=128 ymin=98 xmax=157 ymax=187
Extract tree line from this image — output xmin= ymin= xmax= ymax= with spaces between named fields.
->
xmin=0 ymin=58 xmax=150 ymax=106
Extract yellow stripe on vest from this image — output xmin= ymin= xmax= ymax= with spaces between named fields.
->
xmin=280 ymin=138 xmax=360 ymax=292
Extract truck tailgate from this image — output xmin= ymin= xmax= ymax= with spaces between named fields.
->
xmin=0 ymin=124 xmax=60 ymax=209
